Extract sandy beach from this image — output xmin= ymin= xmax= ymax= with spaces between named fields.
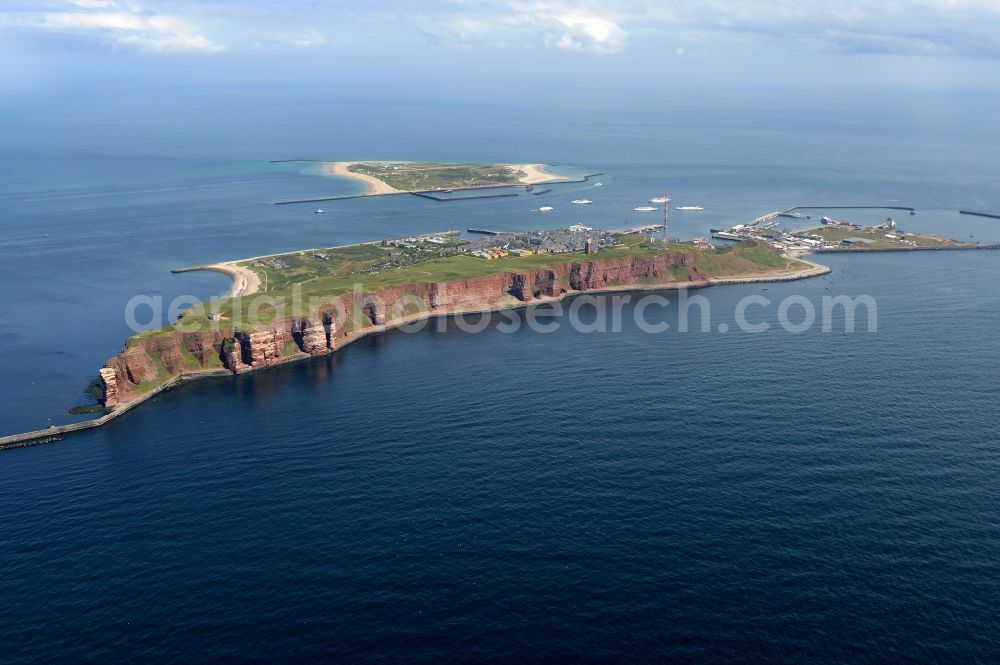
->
xmin=509 ymin=163 xmax=570 ymax=185
xmin=206 ymin=263 xmax=262 ymax=297
xmin=323 ymin=161 xmax=404 ymax=195
xmin=321 ymin=161 xmax=567 ymax=194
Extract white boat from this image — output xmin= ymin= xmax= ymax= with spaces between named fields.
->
xmin=538 ymin=206 xmax=554 ymax=212
xmin=571 ymin=199 xmax=593 ymax=205
xmin=676 ymin=206 xmax=704 ymax=211
xmin=649 ymin=196 xmax=671 ymax=204
xmin=314 ymin=208 xmax=325 ymax=214
xmin=592 ymin=182 xmax=603 ymax=187
xmin=634 ymin=206 xmax=657 ymax=212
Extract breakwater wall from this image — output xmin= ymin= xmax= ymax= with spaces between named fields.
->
xmin=411 ymin=191 xmax=521 ymax=202
xmin=0 ymin=370 xmax=232 ymax=451
xmin=787 ymin=205 xmax=916 ymax=212
xmin=814 ymin=243 xmax=1000 ymax=254
xmin=274 ymin=192 xmax=410 ymax=205
xmin=960 ymin=210 xmax=1000 ymax=220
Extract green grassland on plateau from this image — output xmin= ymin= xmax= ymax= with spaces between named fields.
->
xmin=159 ymin=235 xmax=807 ymax=336
xmin=808 ymin=225 xmax=972 ymax=249
xmin=348 ymin=162 xmax=528 ymax=190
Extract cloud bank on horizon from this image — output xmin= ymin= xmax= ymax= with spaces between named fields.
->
xmin=3 ymin=0 xmax=1000 ymax=61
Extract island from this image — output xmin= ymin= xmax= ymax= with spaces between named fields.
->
xmin=325 ymin=161 xmax=571 ymax=195
xmin=95 ymin=231 xmax=827 ymax=411
xmin=4 ymin=205 xmax=994 ymax=450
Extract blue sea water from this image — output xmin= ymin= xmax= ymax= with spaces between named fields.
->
xmin=1 ymin=90 xmax=1000 ymax=661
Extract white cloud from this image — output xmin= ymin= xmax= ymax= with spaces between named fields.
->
xmin=66 ymin=0 xmax=119 ymax=8
xmin=285 ymin=30 xmax=325 ymax=48
xmin=508 ymin=0 xmax=1000 ymax=59
xmin=415 ymin=2 xmax=629 ymax=54
xmin=7 ymin=1 xmax=223 ymax=53
xmin=6 ymin=0 xmax=1000 ymax=61
xmin=545 ymin=12 xmax=628 ymax=54
xmin=676 ymin=0 xmax=1000 ymax=58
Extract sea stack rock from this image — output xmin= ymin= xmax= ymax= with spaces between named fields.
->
xmin=222 ymin=338 xmax=249 ymax=374
xmin=299 ymin=321 xmax=329 ymax=355
xmin=244 ymin=329 xmax=279 ymax=367
xmin=362 ymin=299 xmax=385 ymax=326
xmin=99 ymin=367 xmax=120 ymax=408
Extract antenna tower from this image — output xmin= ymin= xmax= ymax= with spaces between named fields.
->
xmin=662 ymin=192 xmax=669 ymax=244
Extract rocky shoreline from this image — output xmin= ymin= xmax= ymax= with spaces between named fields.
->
xmin=2 ymin=252 xmax=829 ymax=450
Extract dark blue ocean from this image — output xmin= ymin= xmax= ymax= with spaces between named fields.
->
xmin=2 ymin=90 xmax=1000 ymax=661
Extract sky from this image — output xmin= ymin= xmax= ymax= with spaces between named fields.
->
xmin=3 ymin=0 xmax=1000 ymax=95
xmin=2 ymin=0 xmax=1000 ymax=161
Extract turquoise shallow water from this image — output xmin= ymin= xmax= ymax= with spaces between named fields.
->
xmin=1 ymin=92 xmax=1000 ymax=660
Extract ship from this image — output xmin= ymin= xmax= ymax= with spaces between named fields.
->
xmin=649 ymin=196 xmax=671 ymax=204
xmin=571 ymin=199 xmax=593 ymax=205
xmin=676 ymin=206 xmax=704 ymax=211
xmin=634 ymin=206 xmax=657 ymax=212
xmin=314 ymin=208 xmax=325 ymax=214
xmin=538 ymin=206 xmax=554 ymax=212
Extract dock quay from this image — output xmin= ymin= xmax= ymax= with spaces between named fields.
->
xmin=960 ymin=210 xmax=1000 ymax=219
xmin=610 ymin=224 xmax=663 ymax=235
xmin=748 ymin=211 xmax=782 ymax=226
xmin=467 ymin=228 xmax=504 ymax=235
xmin=744 ymin=205 xmax=918 ymax=227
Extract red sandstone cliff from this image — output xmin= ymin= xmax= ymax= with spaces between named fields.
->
xmin=99 ymin=253 xmax=705 ymax=407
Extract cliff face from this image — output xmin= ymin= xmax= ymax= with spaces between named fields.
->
xmin=101 ymin=330 xmax=230 ymax=404
xmin=99 ymin=253 xmax=704 ymax=406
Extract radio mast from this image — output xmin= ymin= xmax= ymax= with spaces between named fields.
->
xmin=662 ymin=192 xmax=669 ymax=244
